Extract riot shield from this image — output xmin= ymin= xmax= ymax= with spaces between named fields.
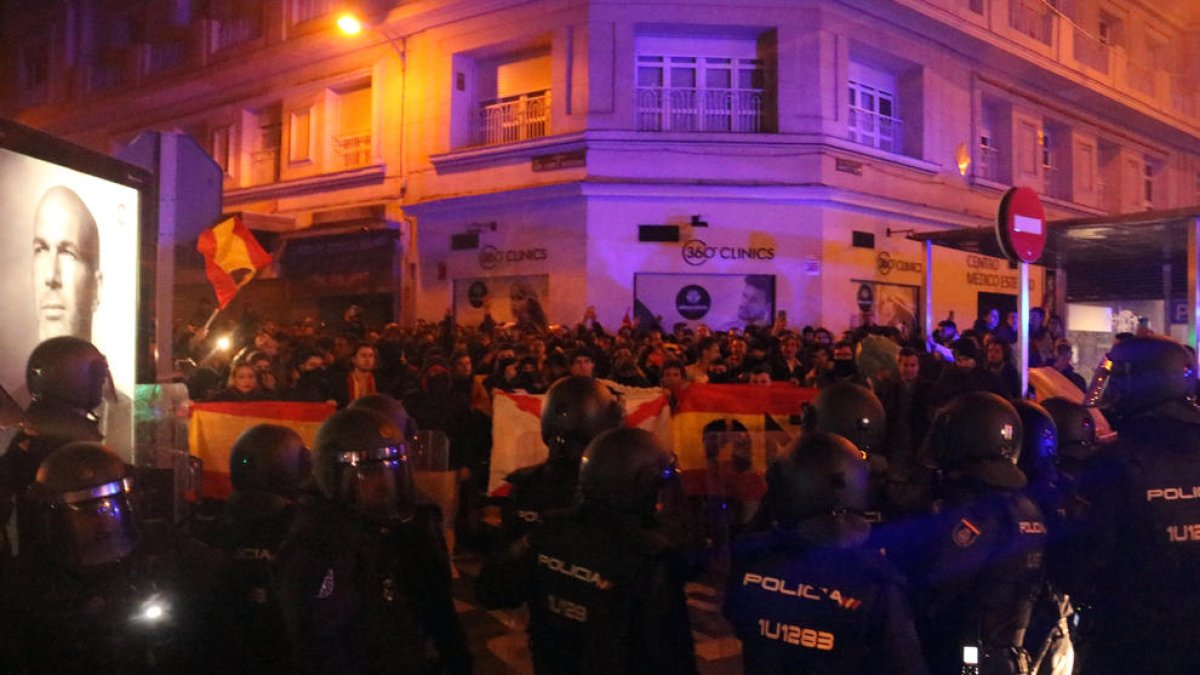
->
xmin=410 ymin=430 xmax=459 ymax=552
xmin=690 ymin=428 xmax=794 ymax=584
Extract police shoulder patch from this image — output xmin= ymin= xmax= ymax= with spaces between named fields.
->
xmin=952 ymin=518 xmax=981 ymax=548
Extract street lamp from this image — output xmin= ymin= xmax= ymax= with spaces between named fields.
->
xmin=337 ymin=13 xmax=364 ymax=35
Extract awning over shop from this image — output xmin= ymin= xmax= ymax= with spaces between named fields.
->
xmin=908 ymin=206 xmax=1200 ymax=351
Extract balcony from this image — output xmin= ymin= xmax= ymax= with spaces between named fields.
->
xmin=1009 ymin=0 xmax=1053 ymax=46
xmin=473 ymin=90 xmax=551 ymax=147
xmin=1074 ymin=28 xmax=1109 ymax=74
xmin=636 ymin=88 xmax=764 ymax=133
xmin=212 ymin=15 xmax=261 ymax=53
xmin=1127 ymin=61 xmax=1156 ymax=98
xmin=848 ymin=107 xmax=903 ymax=154
xmin=977 ymin=145 xmax=1002 ymax=182
xmin=335 ymin=132 xmax=372 ymax=169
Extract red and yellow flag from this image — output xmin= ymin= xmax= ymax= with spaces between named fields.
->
xmin=196 ymin=215 xmax=273 ymax=309
xmin=189 ymin=401 xmax=335 ymax=499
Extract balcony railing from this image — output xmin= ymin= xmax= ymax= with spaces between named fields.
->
xmin=1074 ymin=27 xmax=1109 ymax=74
xmin=143 ymin=41 xmax=185 ymax=75
xmin=1128 ymin=61 xmax=1156 ymax=97
xmin=212 ymin=15 xmax=261 ymax=52
xmin=335 ymin=132 xmax=372 ymax=169
xmin=250 ymin=147 xmax=280 ymax=184
xmin=1009 ymin=0 xmax=1052 ymax=45
xmin=977 ymin=145 xmax=1002 ymax=182
xmin=848 ymin=107 xmax=903 ymax=154
xmin=636 ymin=88 xmax=764 ymax=133
xmin=473 ymin=90 xmax=551 ymax=147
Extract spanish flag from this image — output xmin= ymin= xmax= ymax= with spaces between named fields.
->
xmin=673 ymin=383 xmax=815 ymax=482
xmin=196 ymin=215 xmax=273 ymax=309
xmin=189 ymin=401 xmax=335 ymax=499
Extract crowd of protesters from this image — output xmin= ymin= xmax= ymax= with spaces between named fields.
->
xmin=173 ymin=301 xmax=1090 ymax=490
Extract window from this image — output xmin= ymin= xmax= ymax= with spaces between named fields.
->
xmin=634 ymin=34 xmax=767 ymax=134
xmin=848 ymin=62 xmax=901 ymax=153
xmin=636 ymin=54 xmax=764 ymax=132
xmin=469 ymin=48 xmax=553 ymax=146
xmin=335 ymin=84 xmax=373 ymax=168
xmin=289 ymin=109 xmax=312 ymax=163
xmin=1041 ymin=130 xmax=1052 ymax=170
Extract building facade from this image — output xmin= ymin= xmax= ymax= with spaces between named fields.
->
xmin=3 ymin=0 xmax=1198 ymax=333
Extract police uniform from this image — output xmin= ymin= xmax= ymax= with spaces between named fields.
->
xmin=479 ymin=427 xmax=698 ymax=675
xmin=502 ymin=461 xmax=579 ymax=541
xmin=725 ymin=531 xmax=927 ymax=674
xmin=725 ymin=431 xmax=927 ymax=675
xmin=0 ymin=441 xmax=222 ymax=674
xmin=1071 ymin=410 xmax=1200 ymax=674
xmin=522 ymin=503 xmax=697 ymax=674
xmin=904 ymin=486 xmax=1047 ymax=674
xmin=273 ymin=407 xmax=471 ymax=675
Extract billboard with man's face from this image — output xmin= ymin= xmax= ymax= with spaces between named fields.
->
xmin=0 ymin=120 xmax=153 ymax=458
xmin=635 ymin=273 xmax=776 ymax=331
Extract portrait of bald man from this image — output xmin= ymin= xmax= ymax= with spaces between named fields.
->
xmin=32 ymin=185 xmax=102 ymax=342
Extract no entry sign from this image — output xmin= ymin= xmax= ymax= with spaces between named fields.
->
xmin=997 ymin=187 xmax=1046 ymax=264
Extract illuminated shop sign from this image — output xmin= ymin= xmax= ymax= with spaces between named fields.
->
xmin=681 ymin=239 xmax=776 ymax=267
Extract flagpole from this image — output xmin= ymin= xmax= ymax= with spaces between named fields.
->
xmin=202 ymin=307 xmax=221 ymax=333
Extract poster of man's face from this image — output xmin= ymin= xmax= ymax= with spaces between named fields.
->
xmin=0 ymin=146 xmax=140 ymax=408
xmin=635 ymin=273 xmax=777 ymax=331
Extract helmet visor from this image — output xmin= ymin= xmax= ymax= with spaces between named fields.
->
xmin=53 ymin=477 xmax=138 ymax=566
xmin=336 ymin=445 xmax=413 ymax=519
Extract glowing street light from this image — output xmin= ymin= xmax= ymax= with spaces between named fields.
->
xmin=337 ymin=13 xmax=364 ymax=35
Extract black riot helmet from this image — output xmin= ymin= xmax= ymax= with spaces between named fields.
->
xmin=578 ymin=427 xmax=677 ymax=518
xmin=929 ymin=392 xmax=1026 ymax=489
xmin=765 ymin=432 xmax=870 ymax=546
xmin=229 ymin=424 xmax=312 ymax=498
xmin=801 ymin=382 xmax=886 ymax=455
xmin=313 ymin=408 xmax=413 ymax=520
xmin=349 ymin=393 xmax=417 ymax=438
xmin=27 ymin=336 xmax=113 ymax=411
xmin=33 ymin=441 xmax=138 ymax=567
xmin=1087 ymin=335 xmax=1197 ymax=418
xmin=1041 ymin=397 xmax=1097 ymax=462
xmin=1011 ymin=399 xmax=1058 ymax=488
xmin=541 ymin=376 xmax=625 ymax=468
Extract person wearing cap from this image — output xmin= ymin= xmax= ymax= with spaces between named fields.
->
xmin=890 ymin=392 xmax=1046 ymax=675
xmin=273 ymin=407 xmax=471 ymax=674
xmin=928 ymin=338 xmax=1008 ymax=410
xmin=724 ymin=432 xmax=927 ymax=675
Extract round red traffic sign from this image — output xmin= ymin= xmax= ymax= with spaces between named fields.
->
xmin=996 ymin=187 xmax=1046 ymax=264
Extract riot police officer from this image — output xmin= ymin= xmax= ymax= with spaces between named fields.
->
xmin=723 ymin=431 xmax=928 ymax=674
xmin=800 ymin=382 xmax=889 ymax=518
xmin=1 ymin=441 xmax=220 ymax=673
xmin=205 ymin=424 xmax=311 ymax=671
xmin=1010 ymin=399 xmax=1074 ymax=675
xmin=273 ymin=407 xmax=471 ymax=674
xmin=894 ymin=392 xmax=1046 ymax=675
xmin=478 ymin=427 xmax=698 ymax=674
xmin=0 ymin=336 xmax=111 ymax=560
xmin=501 ymin=375 xmax=623 ymax=542
xmin=1070 ymin=336 xmax=1200 ymax=674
